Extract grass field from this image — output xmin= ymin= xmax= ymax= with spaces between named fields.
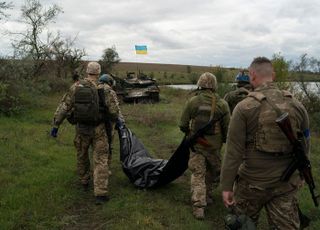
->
xmin=1 ymin=87 xmax=320 ymax=229
xmin=112 ymin=62 xmax=320 ymax=84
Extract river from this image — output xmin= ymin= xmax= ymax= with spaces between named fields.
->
xmin=166 ymin=82 xmax=320 ymax=93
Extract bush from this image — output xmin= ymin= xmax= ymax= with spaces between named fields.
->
xmin=0 ymin=58 xmax=59 ymax=115
xmin=309 ymin=112 xmax=320 ymax=136
xmin=188 ymin=72 xmax=198 ymax=84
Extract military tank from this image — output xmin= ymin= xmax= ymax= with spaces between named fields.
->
xmin=113 ymin=72 xmax=160 ymax=103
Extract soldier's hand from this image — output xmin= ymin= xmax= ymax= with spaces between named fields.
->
xmin=115 ymin=117 xmax=125 ymax=130
xmin=222 ymin=191 xmax=235 ymax=207
xmin=50 ymin=127 xmax=59 ymax=137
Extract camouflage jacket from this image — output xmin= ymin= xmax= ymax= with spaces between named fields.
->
xmin=98 ymin=83 xmax=124 ymax=122
xmin=224 ymin=85 xmax=251 ymax=114
xmin=179 ymin=89 xmax=230 ymax=149
xmin=221 ymin=82 xmax=310 ymax=191
xmin=52 ymin=77 xmax=121 ymax=127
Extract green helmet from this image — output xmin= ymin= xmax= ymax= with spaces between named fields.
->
xmin=86 ymin=62 xmax=101 ymax=75
xmin=197 ymin=72 xmax=217 ymax=90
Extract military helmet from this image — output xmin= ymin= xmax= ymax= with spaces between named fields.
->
xmin=235 ymin=71 xmax=250 ymax=83
xmin=99 ymin=74 xmax=115 ymax=86
xmin=197 ymin=72 xmax=217 ymax=90
xmin=86 ymin=62 xmax=101 ymax=75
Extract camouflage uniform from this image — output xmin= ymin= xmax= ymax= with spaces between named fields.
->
xmin=98 ymin=82 xmax=124 ymax=168
xmin=221 ymin=82 xmax=310 ymax=229
xmin=53 ymin=77 xmax=119 ymax=197
xmin=224 ymin=83 xmax=251 ymax=114
xmin=179 ymin=89 xmax=230 ymax=215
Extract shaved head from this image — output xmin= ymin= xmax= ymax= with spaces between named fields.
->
xmin=248 ymin=56 xmax=275 ymax=88
xmin=249 ymin=57 xmax=274 ymax=78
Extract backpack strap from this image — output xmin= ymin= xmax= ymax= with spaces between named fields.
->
xmin=248 ymin=91 xmax=266 ymax=102
xmin=209 ymin=94 xmax=217 ymax=120
xmin=249 ymin=91 xmax=284 ymax=116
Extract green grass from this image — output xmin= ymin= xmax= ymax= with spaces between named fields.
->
xmin=1 ymin=87 xmax=320 ymax=229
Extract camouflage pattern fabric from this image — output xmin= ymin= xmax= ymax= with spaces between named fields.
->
xmin=98 ymin=83 xmax=124 ymax=169
xmin=188 ymin=148 xmax=221 ymax=208
xmin=179 ymin=89 xmax=230 ymax=148
xmin=180 ymin=89 xmax=230 ymax=210
xmin=249 ymin=90 xmax=301 ymax=154
xmin=234 ymin=178 xmax=300 ymax=229
xmin=221 ymin=82 xmax=310 ymax=190
xmin=224 ymin=86 xmax=250 ymax=114
xmin=74 ymin=123 xmax=110 ymax=196
xmin=53 ymin=77 xmax=120 ymax=196
xmin=221 ymin=82 xmax=310 ymax=229
xmin=98 ymin=83 xmax=124 ymax=122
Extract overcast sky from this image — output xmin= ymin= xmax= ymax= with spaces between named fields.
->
xmin=1 ymin=0 xmax=320 ymax=67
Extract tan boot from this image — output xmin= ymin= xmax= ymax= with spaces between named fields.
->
xmin=193 ymin=207 xmax=205 ymax=220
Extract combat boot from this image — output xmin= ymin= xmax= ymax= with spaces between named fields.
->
xmin=95 ymin=195 xmax=109 ymax=205
xmin=192 ymin=207 xmax=205 ymax=220
xmin=206 ymin=196 xmax=213 ymax=205
xmin=82 ymin=183 xmax=89 ymax=192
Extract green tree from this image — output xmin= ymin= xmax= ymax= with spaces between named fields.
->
xmin=212 ymin=65 xmax=226 ymax=83
xmin=188 ymin=72 xmax=198 ymax=84
xmin=51 ymin=36 xmax=86 ymax=78
xmin=271 ymin=52 xmax=290 ymax=89
xmin=186 ymin=65 xmax=192 ymax=73
xmin=12 ymin=0 xmax=62 ymax=77
xmin=99 ymin=46 xmax=120 ymax=73
xmin=310 ymin=57 xmax=320 ymax=73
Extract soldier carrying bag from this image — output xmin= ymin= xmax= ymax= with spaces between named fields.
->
xmin=73 ymin=80 xmax=101 ymax=125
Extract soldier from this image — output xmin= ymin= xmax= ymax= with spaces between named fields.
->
xmin=51 ymin=62 xmax=120 ymax=205
xmin=98 ymin=74 xmax=125 ymax=174
xmin=221 ymin=57 xmax=310 ymax=229
xmin=179 ymin=72 xmax=230 ymax=220
xmin=224 ymin=70 xmax=252 ymax=114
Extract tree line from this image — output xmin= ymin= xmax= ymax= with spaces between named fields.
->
xmin=1 ymin=0 xmax=320 ymax=132
xmin=0 ymin=0 xmax=120 ymax=115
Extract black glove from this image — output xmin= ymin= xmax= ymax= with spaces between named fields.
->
xmin=115 ymin=117 xmax=125 ymax=130
xmin=50 ymin=127 xmax=59 ymax=137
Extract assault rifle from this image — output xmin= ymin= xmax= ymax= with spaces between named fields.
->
xmin=187 ymin=113 xmax=227 ymax=149
xmin=276 ymin=112 xmax=319 ymax=207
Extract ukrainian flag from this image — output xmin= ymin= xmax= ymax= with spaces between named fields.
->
xmin=135 ymin=45 xmax=147 ymax=55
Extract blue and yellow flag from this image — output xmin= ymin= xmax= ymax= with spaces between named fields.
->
xmin=135 ymin=45 xmax=147 ymax=55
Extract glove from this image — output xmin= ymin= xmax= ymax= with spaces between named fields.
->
xmin=50 ymin=127 xmax=59 ymax=137
xmin=115 ymin=117 xmax=125 ymax=130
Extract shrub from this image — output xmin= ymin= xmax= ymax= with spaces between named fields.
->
xmin=188 ymin=72 xmax=198 ymax=84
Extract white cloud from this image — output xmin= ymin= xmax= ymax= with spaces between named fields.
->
xmin=1 ymin=0 xmax=320 ymax=67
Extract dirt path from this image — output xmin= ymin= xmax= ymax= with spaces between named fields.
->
xmin=61 ymin=186 xmax=110 ymax=230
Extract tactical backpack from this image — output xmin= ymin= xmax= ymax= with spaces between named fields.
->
xmin=226 ymin=87 xmax=250 ymax=114
xmin=249 ymin=90 xmax=300 ymax=153
xmin=73 ymin=80 xmax=101 ymax=125
xmin=192 ymin=93 xmax=218 ymax=136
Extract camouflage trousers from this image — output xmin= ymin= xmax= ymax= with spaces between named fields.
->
xmin=188 ymin=148 xmax=221 ymax=208
xmin=234 ymin=178 xmax=300 ymax=229
xmin=74 ymin=123 xmax=110 ymax=196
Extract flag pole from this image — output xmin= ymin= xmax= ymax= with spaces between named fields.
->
xmin=134 ymin=45 xmax=147 ymax=77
